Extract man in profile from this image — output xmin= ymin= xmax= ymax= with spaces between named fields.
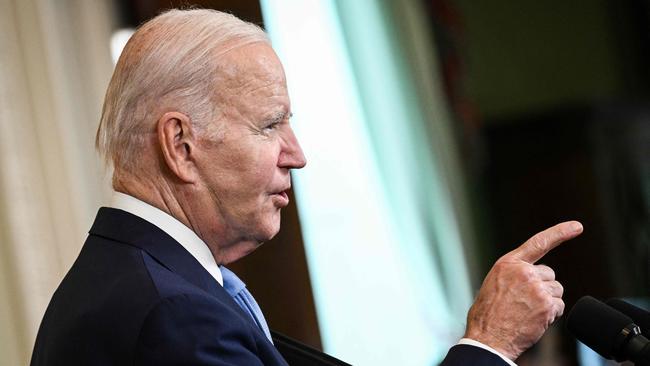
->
xmin=30 ymin=9 xmax=583 ymax=366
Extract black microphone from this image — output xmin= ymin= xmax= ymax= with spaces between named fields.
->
xmin=567 ymin=296 xmax=650 ymax=365
xmin=607 ymin=298 xmax=650 ymax=337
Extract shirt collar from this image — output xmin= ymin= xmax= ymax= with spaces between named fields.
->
xmin=109 ymin=191 xmax=223 ymax=286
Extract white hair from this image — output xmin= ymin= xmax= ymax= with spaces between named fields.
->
xmin=96 ymin=8 xmax=269 ymax=173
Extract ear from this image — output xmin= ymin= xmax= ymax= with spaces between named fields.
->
xmin=157 ymin=111 xmax=198 ymax=183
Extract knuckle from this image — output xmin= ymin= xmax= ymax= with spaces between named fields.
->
xmin=529 ymin=280 xmax=548 ymax=296
xmin=517 ymin=265 xmax=535 ymax=282
xmin=555 ymin=224 xmax=573 ymax=239
xmin=491 ymin=260 xmax=508 ymax=275
xmin=493 ymin=257 xmax=508 ymax=268
xmin=529 ymin=233 xmax=549 ymax=252
xmin=541 ymin=298 xmax=555 ymax=314
xmin=539 ymin=264 xmax=555 ymax=278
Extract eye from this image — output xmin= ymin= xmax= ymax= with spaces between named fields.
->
xmin=263 ymin=121 xmax=280 ymax=132
xmin=262 ymin=111 xmax=291 ymax=133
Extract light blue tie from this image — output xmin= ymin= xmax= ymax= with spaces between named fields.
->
xmin=220 ymin=266 xmax=273 ymax=344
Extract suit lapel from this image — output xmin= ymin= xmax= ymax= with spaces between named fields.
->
xmin=89 ymin=207 xmax=340 ymax=365
xmin=90 ymin=207 xmax=225 ymax=301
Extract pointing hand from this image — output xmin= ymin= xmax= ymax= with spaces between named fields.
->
xmin=464 ymin=221 xmax=583 ymax=361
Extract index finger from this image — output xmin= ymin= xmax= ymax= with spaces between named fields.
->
xmin=506 ymin=221 xmax=583 ymax=263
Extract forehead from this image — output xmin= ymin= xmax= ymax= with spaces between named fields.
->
xmin=217 ymin=43 xmax=287 ymax=95
xmin=214 ymin=43 xmax=290 ymax=123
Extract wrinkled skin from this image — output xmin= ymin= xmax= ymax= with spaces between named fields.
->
xmin=116 ymin=43 xmax=306 ymax=265
xmin=464 ymin=221 xmax=583 ymax=361
xmin=190 ymin=43 xmax=306 ymax=259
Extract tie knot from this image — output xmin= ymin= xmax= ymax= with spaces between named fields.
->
xmin=219 ymin=265 xmax=247 ymax=297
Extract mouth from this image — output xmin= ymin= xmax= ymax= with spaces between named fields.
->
xmin=271 ymin=189 xmax=290 ymax=207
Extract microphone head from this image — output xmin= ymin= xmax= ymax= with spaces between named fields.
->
xmin=567 ymin=296 xmax=636 ymax=360
xmin=607 ymin=298 xmax=650 ymax=336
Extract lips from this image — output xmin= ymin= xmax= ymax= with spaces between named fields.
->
xmin=271 ymin=188 xmax=290 ymax=207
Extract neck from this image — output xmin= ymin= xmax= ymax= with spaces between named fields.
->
xmin=112 ymin=170 xmax=256 ymax=265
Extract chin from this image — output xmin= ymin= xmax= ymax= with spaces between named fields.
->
xmin=221 ymin=243 xmax=262 ymax=264
xmin=256 ymin=211 xmax=282 ymax=241
xmin=257 ymin=222 xmax=281 ymax=242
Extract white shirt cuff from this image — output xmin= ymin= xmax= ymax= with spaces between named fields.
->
xmin=457 ymin=338 xmax=517 ymax=366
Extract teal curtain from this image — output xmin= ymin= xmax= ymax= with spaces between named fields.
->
xmin=261 ymin=1 xmax=476 ymax=364
xmin=333 ymin=0 xmax=476 ymax=319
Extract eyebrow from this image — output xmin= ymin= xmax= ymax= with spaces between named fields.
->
xmin=268 ymin=110 xmax=292 ymax=124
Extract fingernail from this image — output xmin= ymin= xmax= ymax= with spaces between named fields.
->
xmin=571 ymin=222 xmax=583 ymax=233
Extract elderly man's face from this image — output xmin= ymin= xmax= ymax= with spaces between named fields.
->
xmin=194 ymin=43 xmax=305 ymax=252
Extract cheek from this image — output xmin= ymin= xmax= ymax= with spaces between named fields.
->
xmin=213 ymin=159 xmax=274 ymax=215
xmin=207 ymin=139 xmax=281 ymax=203
xmin=249 ymin=145 xmax=281 ymax=184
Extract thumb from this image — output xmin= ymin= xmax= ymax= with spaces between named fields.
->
xmin=505 ymin=221 xmax=583 ymax=264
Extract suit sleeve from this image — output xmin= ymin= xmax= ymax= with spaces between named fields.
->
xmin=134 ymin=293 xmax=266 ymax=366
xmin=439 ymin=344 xmax=510 ymax=366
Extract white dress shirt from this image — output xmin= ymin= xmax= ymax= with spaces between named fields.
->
xmin=110 ymin=191 xmax=223 ymax=286
xmin=110 ymin=192 xmax=516 ymax=365
xmin=458 ymin=338 xmax=517 ymax=366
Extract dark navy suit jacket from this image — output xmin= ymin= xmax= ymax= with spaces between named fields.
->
xmin=31 ymin=207 xmax=507 ymax=366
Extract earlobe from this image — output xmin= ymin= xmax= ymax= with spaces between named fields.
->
xmin=157 ymin=111 xmax=198 ymax=183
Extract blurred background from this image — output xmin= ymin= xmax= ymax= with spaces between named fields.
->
xmin=0 ymin=0 xmax=648 ymax=365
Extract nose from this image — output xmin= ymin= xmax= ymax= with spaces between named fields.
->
xmin=278 ymin=127 xmax=306 ymax=169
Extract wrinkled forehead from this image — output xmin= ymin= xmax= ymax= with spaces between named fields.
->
xmin=216 ymin=43 xmax=287 ymax=96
